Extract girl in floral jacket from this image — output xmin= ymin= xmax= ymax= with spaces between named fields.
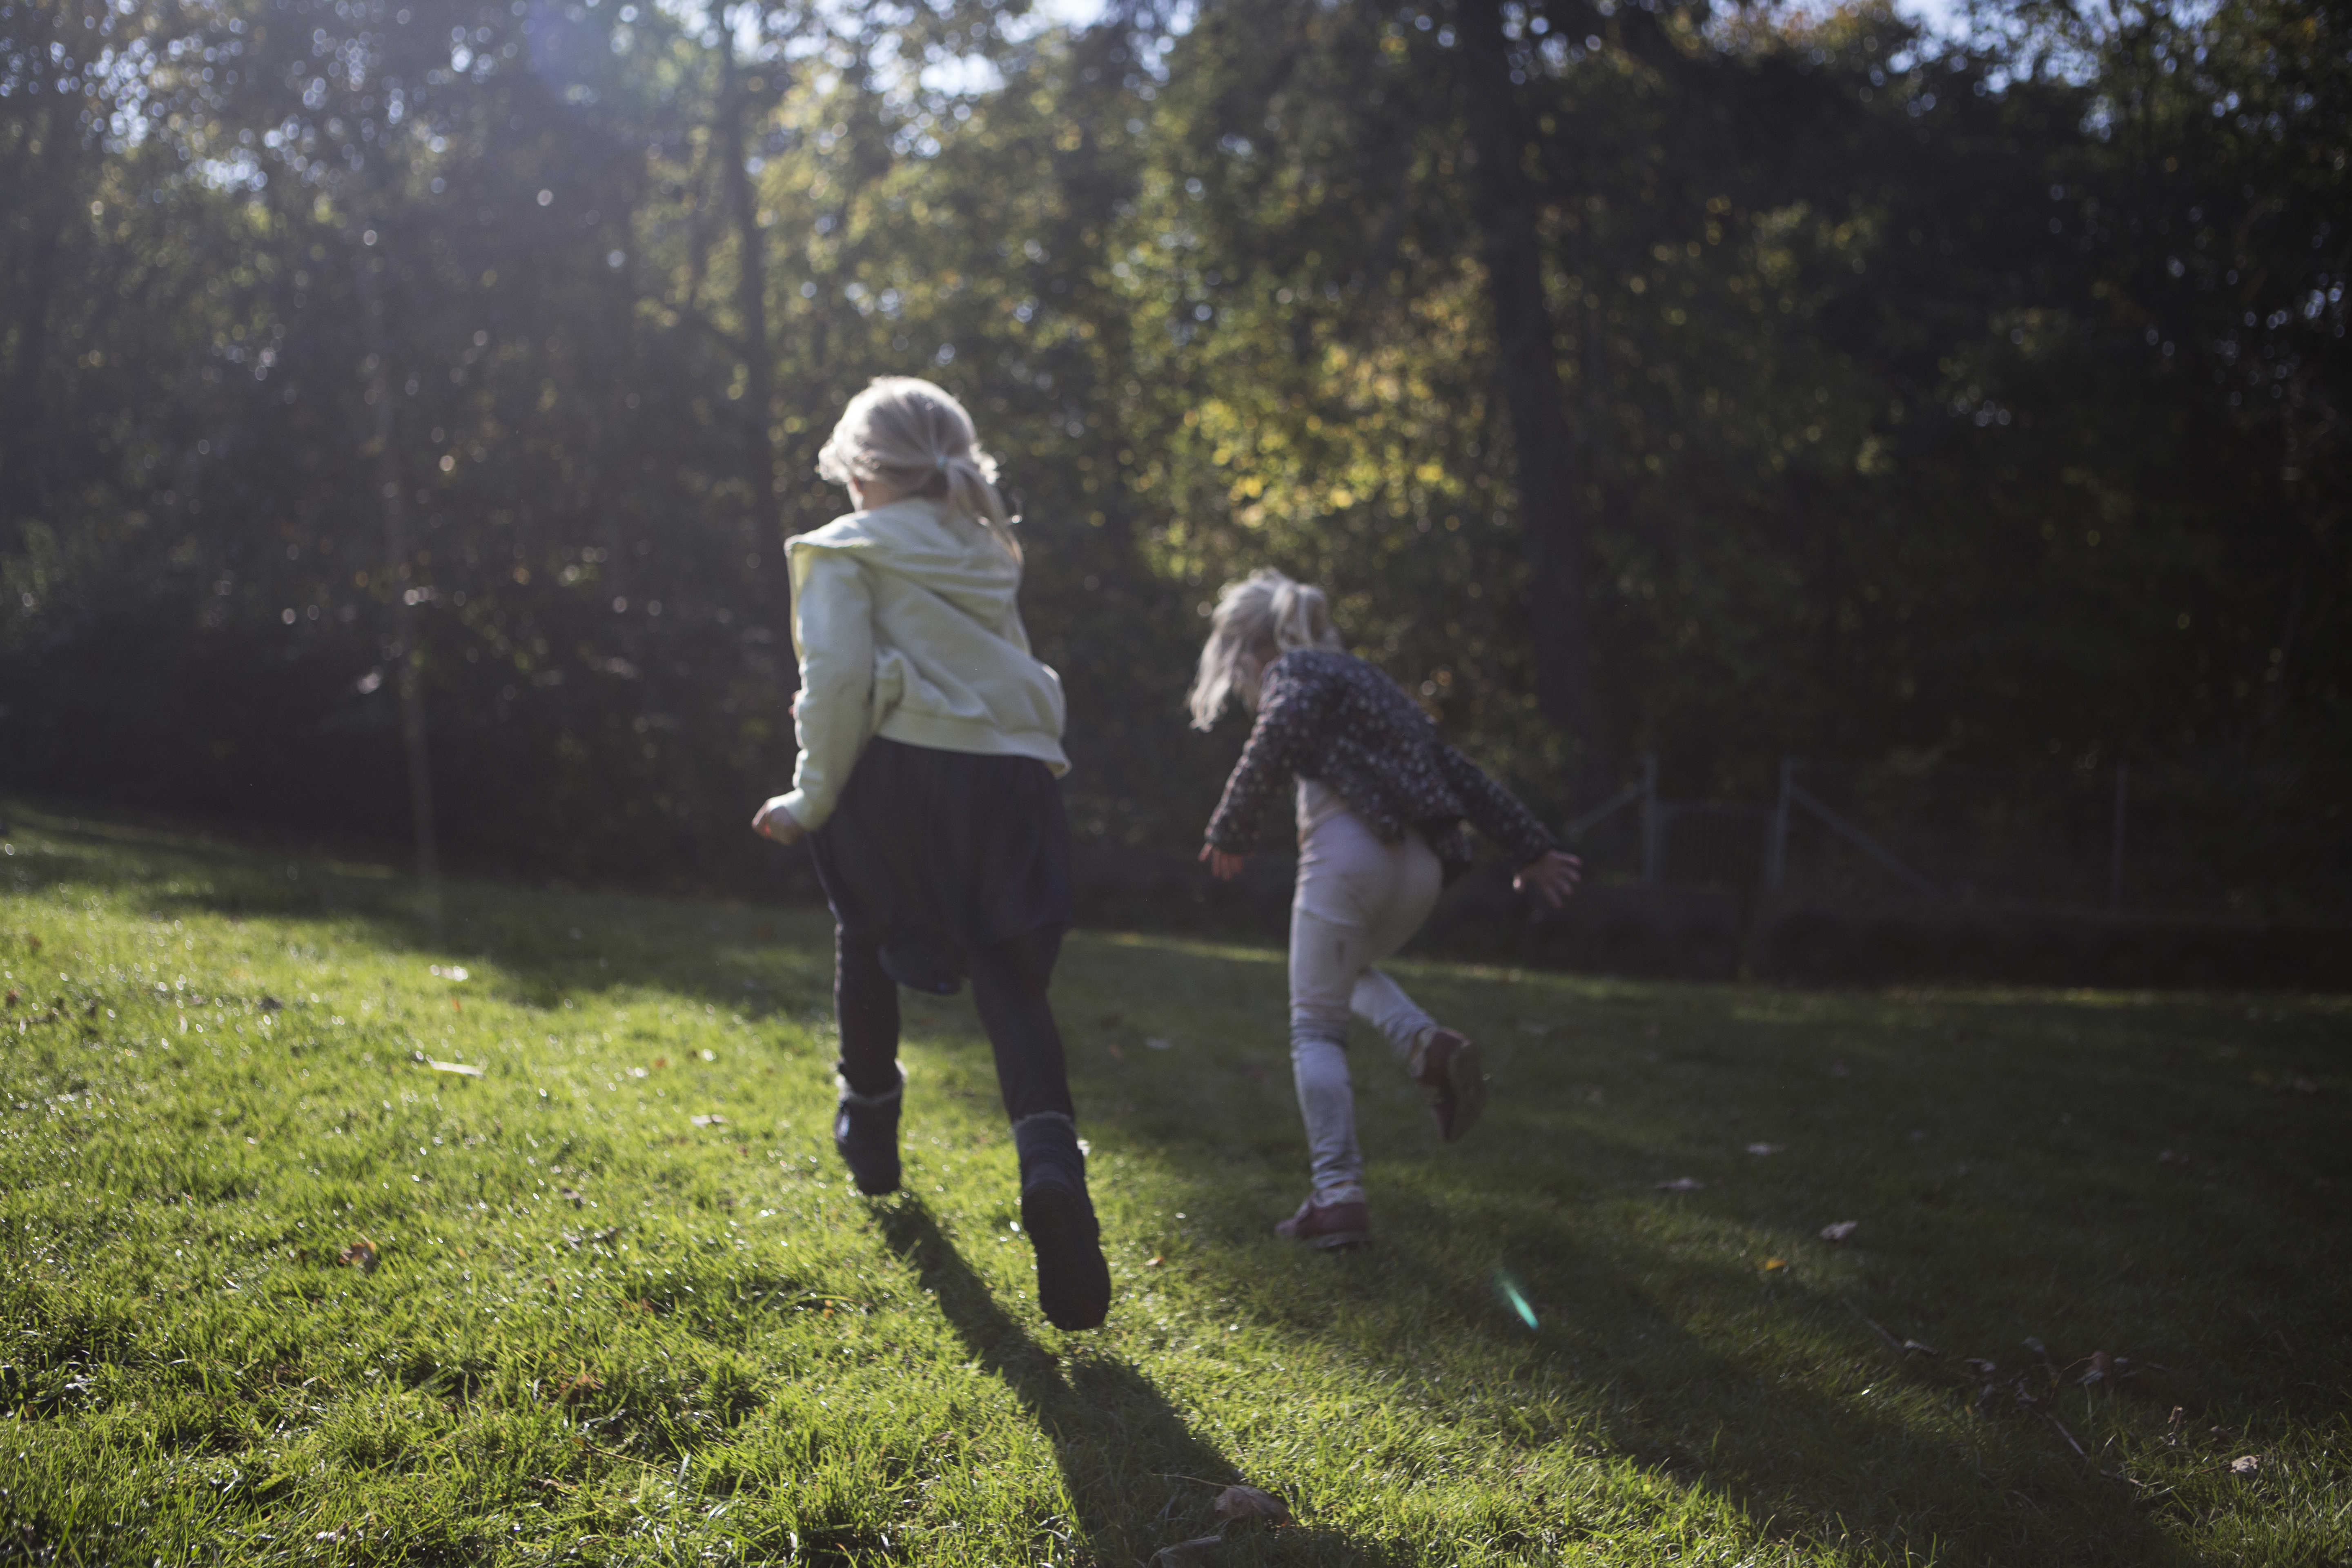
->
xmin=1191 ymin=569 xmax=1582 ymax=1248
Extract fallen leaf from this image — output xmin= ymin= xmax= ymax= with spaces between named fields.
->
xmin=1213 ymin=1485 xmax=1292 ymax=1526
xmin=337 ymin=1238 xmax=380 ymax=1274
xmin=1145 ymin=1036 xmax=1174 ymax=1051
xmin=652 ymin=1056 xmax=668 ymax=1069
xmin=1656 ymin=1177 xmax=1704 ymax=1192
xmin=2231 ymin=1454 xmax=2261 ymax=1476
xmin=1149 ymin=1535 xmax=1225 ymax=1566
xmin=427 ymin=1059 xmax=484 ymax=1078
xmin=1762 ymin=1256 xmax=1787 ymax=1272
xmin=690 ymin=1114 xmax=726 ymax=1127
xmin=1820 ymin=1220 xmax=1860 ymax=1243
xmin=1746 ymin=1142 xmax=1785 ymax=1156
xmin=559 ymin=1369 xmax=604 ymax=1403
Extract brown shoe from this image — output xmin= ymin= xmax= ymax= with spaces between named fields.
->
xmin=1414 ymin=1028 xmax=1487 ymax=1142
xmin=1275 ymin=1193 xmax=1371 ymax=1250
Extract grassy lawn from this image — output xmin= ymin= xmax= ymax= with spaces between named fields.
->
xmin=0 ymin=801 xmax=2345 ymax=1567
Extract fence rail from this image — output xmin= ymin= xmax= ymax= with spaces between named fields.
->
xmin=1561 ymin=755 xmax=2352 ymax=924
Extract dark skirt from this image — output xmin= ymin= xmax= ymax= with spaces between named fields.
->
xmin=807 ymin=736 xmax=1073 ymax=996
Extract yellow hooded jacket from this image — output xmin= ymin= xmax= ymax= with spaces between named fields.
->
xmin=771 ymin=496 xmax=1069 ymax=832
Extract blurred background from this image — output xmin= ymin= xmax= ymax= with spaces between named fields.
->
xmin=2 ymin=0 xmax=2344 ymax=979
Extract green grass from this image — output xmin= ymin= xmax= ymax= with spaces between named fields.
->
xmin=0 ymin=801 xmax=2345 ymax=1568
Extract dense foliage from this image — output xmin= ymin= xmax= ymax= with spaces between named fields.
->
xmin=1 ymin=0 xmax=2343 ymax=889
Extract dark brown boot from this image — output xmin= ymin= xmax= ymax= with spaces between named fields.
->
xmin=1274 ymin=1193 xmax=1371 ymax=1250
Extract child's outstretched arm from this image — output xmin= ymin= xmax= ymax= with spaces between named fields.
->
xmin=755 ymin=552 xmax=876 ymax=841
xmin=1434 ymin=745 xmax=1583 ymax=906
xmin=1198 ymin=664 xmax=1318 ymax=877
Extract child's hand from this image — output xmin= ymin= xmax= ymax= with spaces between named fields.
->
xmin=751 ymin=799 xmax=805 ymax=846
xmin=1512 ymin=849 xmax=1582 ymax=908
xmin=1199 ymin=843 xmax=1246 ymax=881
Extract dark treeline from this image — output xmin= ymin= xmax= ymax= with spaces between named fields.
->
xmin=1 ymin=0 xmax=2344 ymax=895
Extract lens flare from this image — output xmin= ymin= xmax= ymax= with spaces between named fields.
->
xmin=1495 ymin=1270 xmax=1539 ymax=1330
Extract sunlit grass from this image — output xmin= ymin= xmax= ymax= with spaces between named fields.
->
xmin=1 ymin=801 xmax=2345 ymax=1566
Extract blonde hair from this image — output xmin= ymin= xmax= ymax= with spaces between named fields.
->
xmin=1186 ymin=568 xmax=1342 ymax=730
xmin=816 ymin=376 xmax=1020 ymax=561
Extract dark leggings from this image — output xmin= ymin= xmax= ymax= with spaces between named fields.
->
xmin=834 ymin=924 xmax=1075 ymax=1125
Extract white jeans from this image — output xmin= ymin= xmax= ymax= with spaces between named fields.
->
xmin=1288 ymin=799 xmax=1443 ymax=1201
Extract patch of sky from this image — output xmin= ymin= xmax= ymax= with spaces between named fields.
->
xmin=1892 ymin=0 xmax=1965 ymax=38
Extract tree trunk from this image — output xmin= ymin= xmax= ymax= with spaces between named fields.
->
xmin=1458 ymin=0 xmax=1605 ymax=760
xmin=2 ymin=78 xmax=84 ymax=552
xmin=717 ymin=17 xmax=787 ymax=631
xmin=354 ymin=234 xmax=441 ymax=922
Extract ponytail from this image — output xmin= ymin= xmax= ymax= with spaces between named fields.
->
xmin=939 ymin=450 xmax=1020 ymax=564
xmin=817 ymin=376 xmax=1022 ymax=563
xmin=1267 ymin=577 xmax=1336 ymax=657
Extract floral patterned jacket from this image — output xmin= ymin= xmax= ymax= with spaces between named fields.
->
xmin=1202 ymin=648 xmax=1559 ymax=882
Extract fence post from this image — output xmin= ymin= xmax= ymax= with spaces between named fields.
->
xmin=1639 ymin=753 xmax=1660 ymax=885
xmin=2109 ymin=760 xmax=2129 ymax=912
xmin=1766 ymin=756 xmax=1795 ymax=892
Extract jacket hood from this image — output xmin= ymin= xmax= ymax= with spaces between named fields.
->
xmin=787 ymin=497 xmax=1020 ymax=624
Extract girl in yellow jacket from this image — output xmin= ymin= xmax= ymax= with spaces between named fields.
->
xmin=752 ymin=377 xmax=1108 ymax=1332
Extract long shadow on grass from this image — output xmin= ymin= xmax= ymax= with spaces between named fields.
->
xmin=1074 ymin=962 xmax=2284 ymax=1566
xmin=0 ymin=810 xmax=842 ymax=1018
xmin=1372 ymin=1189 xmax=2192 ymax=1566
xmin=875 ymin=1198 xmax=1366 ymax=1567
xmin=11 ymin=808 xmax=2335 ymax=1563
